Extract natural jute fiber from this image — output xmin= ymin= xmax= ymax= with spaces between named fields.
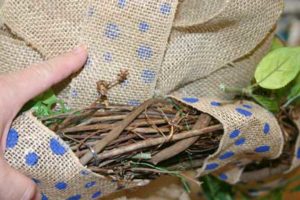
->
xmin=1 ymin=1 xmax=297 ymax=200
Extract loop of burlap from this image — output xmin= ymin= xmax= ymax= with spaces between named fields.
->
xmin=171 ymin=95 xmax=284 ymax=184
xmin=0 ymin=0 xmax=293 ymax=199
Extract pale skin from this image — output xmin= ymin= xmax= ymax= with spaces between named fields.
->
xmin=0 ymin=45 xmax=88 ymax=200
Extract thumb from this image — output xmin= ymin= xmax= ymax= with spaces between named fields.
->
xmin=0 ymin=159 xmax=40 ymax=200
xmin=0 ymin=45 xmax=88 ymax=119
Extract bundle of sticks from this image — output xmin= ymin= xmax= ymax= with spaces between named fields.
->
xmin=39 ymin=98 xmax=223 ymax=181
xmin=37 ymin=71 xmax=298 ymax=183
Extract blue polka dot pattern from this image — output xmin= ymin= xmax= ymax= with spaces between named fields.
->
xmin=71 ymin=89 xmax=78 ymax=98
xmin=85 ymin=181 xmax=96 ymax=189
xmin=92 ymin=191 xmax=102 ymax=199
xmin=55 ymin=182 xmax=68 ymax=190
xmin=243 ymin=104 xmax=252 ymax=109
xmin=263 ymin=123 xmax=270 ymax=134
xmin=103 ymin=52 xmax=113 ymax=62
xmin=25 ymin=152 xmax=39 ymax=166
xmin=141 ymin=69 xmax=156 ymax=83
xmin=210 ymin=101 xmax=221 ymax=106
xmin=80 ymin=170 xmax=90 ymax=176
xmin=128 ymin=100 xmax=140 ymax=106
xmin=182 ymin=97 xmax=199 ymax=103
xmin=118 ymin=0 xmax=126 ymax=8
xmin=105 ymin=23 xmax=120 ymax=39
xmin=66 ymin=194 xmax=81 ymax=200
xmin=205 ymin=163 xmax=219 ymax=170
xmin=229 ymin=129 xmax=240 ymax=139
xmin=160 ymin=3 xmax=171 ymax=15
xmin=137 ymin=45 xmax=153 ymax=60
xmin=235 ymin=108 xmax=252 ymax=117
xmin=255 ymin=145 xmax=270 ymax=153
xmin=296 ymin=148 xmax=300 ymax=159
xmin=41 ymin=193 xmax=48 ymax=200
xmin=6 ymin=128 xmax=19 ymax=149
xmin=50 ymin=138 xmax=67 ymax=156
xmin=219 ymin=173 xmax=228 ymax=181
xmin=235 ymin=137 xmax=246 ymax=146
xmin=139 ymin=21 xmax=150 ymax=32
xmin=219 ymin=151 xmax=235 ymax=160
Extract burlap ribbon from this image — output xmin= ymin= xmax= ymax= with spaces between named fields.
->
xmin=1 ymin=0 xmax=296 ymax=199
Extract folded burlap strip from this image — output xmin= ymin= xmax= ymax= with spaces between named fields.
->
xmin=0 ymin=0 xmax=292 ymax=199
xmin=4 ymin=96 xmax=284 ymax=199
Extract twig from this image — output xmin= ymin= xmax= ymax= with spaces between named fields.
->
xmin=151 ymin=114 xmax=211 ymax=164
xmin=96 ymin=124 xmax=222 ymax=160
xmin=80 ymin=99 xmax=159 ymax=165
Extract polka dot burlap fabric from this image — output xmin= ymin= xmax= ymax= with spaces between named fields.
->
xmin=1 ymin=0 xmax=297 ymax=199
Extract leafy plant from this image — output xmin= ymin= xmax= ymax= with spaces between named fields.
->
xmin=22 ymin=89 xmax=68 ymax=117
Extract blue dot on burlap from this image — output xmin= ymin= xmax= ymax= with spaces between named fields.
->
xmin=139 ymin=21 xmax=150 ymax=32
xmin=85 ymin=181 xmax=96 ymax=189
xmin=219 ymin=173 xmax=228 ymax=181
xmin=71 ymin=89 xmax=78 ymax=98
xmin=243 ymin=104 xmax=253 ymax=109
xmin=50 ymin=138 xmax=67 ymax=156
xmin=118 ymin=0 xmax=126 ymax=8
xmin=103 ymin=52 xmax=113 ymax=62
xmin=141 ymin=69 xmax=156 ymax=83
xmin=25 ymin=152 xmax=39 ymax=167
xmin=235 ymin=137 xmax=246 ymax=146
xmin=6 ymin=128 xmax=19 ymax=149
xmin=87 ymin=6 xmax=94 ymax=17
xmin=297 ymin=148 xmax=300 ymax=159
xmin=137 ymin=45 xmax=153 ymax=60
xmin=80 ymin=170 xmax=90 ymax=176
xmin=255 ymin=145 xmax=270 ymax=153
xmin=263 ymin=123 xmax=270 ymax=134
xmin=92 ymin=191 xmax=102 ymax=199
xmin=128 ymin=100 xmax=140 ymax=106
xmin=205 ymin=163 xmax=219 ymax=170
xmin=105 ymin=23 xmax=120 ymax=39
xmin=66 ymin=194 xmax=81 ymax=200
xmin=55 ymin=182 xmax=68 ymax=190
xmin=219 ymin=151 xmax=235 ymax=160
xmin=235 ymin=108 xmax=252 ymax=117
xmin=210 ymin=101 xmax=221 ymax=107
xmin=160 ymin=3 xmax=171 ymax=15
xmin=42 ymin=193 xmax=48 ymax=200
xmin=182 ymin=97 xmax=199 ymax=103
xmin=229 ymin=129 xmax=240 ymax=139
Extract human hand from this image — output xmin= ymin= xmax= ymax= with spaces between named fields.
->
xmin=0 ymin=45 xmax=88 ymax=200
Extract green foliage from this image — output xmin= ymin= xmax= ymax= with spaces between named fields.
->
xmin=254 ymin=47 xmax=300 ymax=90
xmin=201 ymin=175 xmax=234 ymax=200
xmin=252 ymin=95 xmax=280 ymax=113
xmin=22 ymin=89 xmax=68 ymax=117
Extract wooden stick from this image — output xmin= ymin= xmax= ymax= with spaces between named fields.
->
xmin=151 ymin=114 xmax=211 ymax=164
xmin=97 ymin=124 xmax=222 ymax=160
xmin=80 ymin=99 xmax=159 ymax=165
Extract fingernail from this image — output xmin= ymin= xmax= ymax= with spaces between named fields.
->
xmin=73 ymin=44 xmax=87 ymax=54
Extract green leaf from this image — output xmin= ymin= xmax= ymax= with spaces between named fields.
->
xmin=34 ymin=89 xmax=57 ymax=105
xmin=201 ymin=175 xmax=234 ymax=200
xmin=252 ymin=95 xmax=280 ymax=113
xmin=288 ymin=73 xmax=300 ymax=100
xmin=291 ymin=185 xmax=300 ymax=192
xmin=270 ymin=36 xmax=285 ymax=51
xmin=255 ymin=47 xmax=300 ymax=89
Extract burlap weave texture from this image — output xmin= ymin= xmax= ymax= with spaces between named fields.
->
xmin=0 ymin=0 xmax=291 ymax=199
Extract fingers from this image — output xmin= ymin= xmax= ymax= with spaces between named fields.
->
xmin=0 ymin=159 xmax=40 ymax=200
xmin=0 ymin=45 xmax=88 ymax=114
